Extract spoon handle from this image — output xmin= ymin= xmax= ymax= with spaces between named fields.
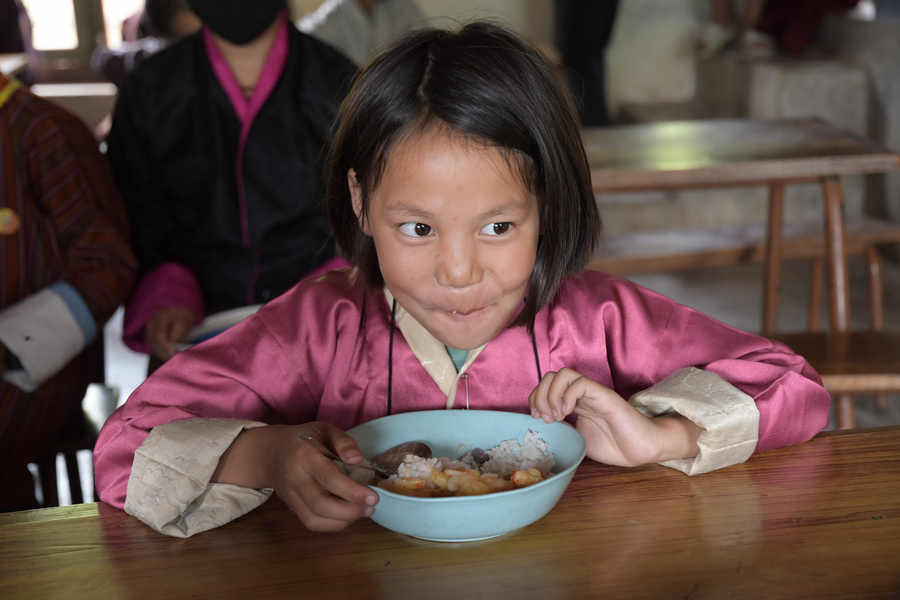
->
xmin=298 ymin=434 xmax=385 ymax=476
xmin=297 ymin=434 xmax=341 ymax=461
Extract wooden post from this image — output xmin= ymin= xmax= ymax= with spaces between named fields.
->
xmin=836 ymin=393 xmax=856 ymax=429
xmin=808 ymin=258 xmax=823 ymax=332
xmin=821 ymin=176 xmax=850 ymax=333
xmin=763 ymin=183 xmax=784 ymax=335
xmin=866 ymin=246 xmax=884 ymax=330
xmin=865 ymin=246 xmax=890 ymax=411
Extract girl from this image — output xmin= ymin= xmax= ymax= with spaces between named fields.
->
xmin=94 ymin=21 xmax=830 ymax=538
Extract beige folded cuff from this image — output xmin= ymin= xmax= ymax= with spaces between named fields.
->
xmin=628 ymin=367 xmax=760 ymax=476
xmin=124 ymin=418 xmax=273 ymax=538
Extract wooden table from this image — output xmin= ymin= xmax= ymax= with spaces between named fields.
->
xmin=584 ymin=118 xmax=900 ymax=334
xmin=2 ymin=426 xmax=898 ymax=599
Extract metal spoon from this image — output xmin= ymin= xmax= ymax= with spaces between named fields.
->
xmin=298 ymin=434 xmax=432 ymax=478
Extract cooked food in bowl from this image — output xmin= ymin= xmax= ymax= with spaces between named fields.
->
xmin=349 ymin=430 xmax=555 ymax=497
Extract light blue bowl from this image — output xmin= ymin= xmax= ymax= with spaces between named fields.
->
xmin=346 ymin=410 xmax=587 ymax=542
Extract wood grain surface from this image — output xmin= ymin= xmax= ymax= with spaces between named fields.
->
xmin=2 ymin=427 xmax=899 ymax=599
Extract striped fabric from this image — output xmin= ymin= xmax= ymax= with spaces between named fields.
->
xmin=0 ymin=74 xmax=137 ymax=510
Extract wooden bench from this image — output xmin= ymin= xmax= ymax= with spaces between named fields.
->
xmin=585 ymin=118 xmax=900 ymax=334
xmin=589 ymin=216 xmax=900 ymax=330
xmin=769 ymin=331 xmax=900 ymax=429
xmin=33 ymin=383 xmax=118 ymax=506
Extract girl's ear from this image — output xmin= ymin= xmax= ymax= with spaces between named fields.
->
xmin=348 ymin=169 xmax=371 ymax=235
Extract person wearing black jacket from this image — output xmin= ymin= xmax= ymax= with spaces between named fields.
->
xmin=107 ymin=0 xmax=356 ymax=368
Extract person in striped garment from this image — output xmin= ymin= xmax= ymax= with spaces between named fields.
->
xmin=0 ymin=73 xmax=138 ymax=511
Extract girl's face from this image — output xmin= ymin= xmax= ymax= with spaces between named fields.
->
xmin=350 ymin=129 xmax=541 ymax=351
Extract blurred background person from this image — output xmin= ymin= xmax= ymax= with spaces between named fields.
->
xmin=756 ymin=0 xmax=860 ymax=56
xmin=92 ymin=0 xmax=203 ymax=89
xmin=696 ymin=0 xmax=773 ymax=60
xmin=106 ymin=0 xmax=356 ymax=372
xmin=0 ymin=73 xmax=137 ymax=512
xmin=297 ymin=0 xmax=424 ymax=67
xmin=0 ymin=0 xmax=40 ymax=85
xmin=554 ymin=0 xmax=620 ymax=127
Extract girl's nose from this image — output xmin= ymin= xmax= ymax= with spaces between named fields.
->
xmin=435 ymin=238 xmax=483 ymax=288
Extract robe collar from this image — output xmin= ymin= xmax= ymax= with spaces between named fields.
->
xmin=383 ymin=287 xmax=487 ymax=409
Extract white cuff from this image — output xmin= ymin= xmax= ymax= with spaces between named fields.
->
xmin=629 ymin=367 xmax=760 ymax=476
xmin=0 ymin=286 xmax=89 ymax=392
xmin=124 ymin=418 xmax=272 ymax=538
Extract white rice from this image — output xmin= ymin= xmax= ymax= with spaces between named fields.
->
xmin=396 ymin=455 xmax=441 ymax=479
xmin=461 ymin=430 xmax=555 ymax=478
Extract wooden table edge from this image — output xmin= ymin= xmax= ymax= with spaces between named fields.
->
xmin=590 ymin=154 xmax=900 ymax=193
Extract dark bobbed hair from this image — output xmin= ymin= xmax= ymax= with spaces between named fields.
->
xmin=326 ymin=21 xmax=602 ymax=331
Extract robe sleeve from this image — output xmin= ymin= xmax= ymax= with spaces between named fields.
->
xmin=628 ymin=367 xmax=760 ymax=475
xmin=28 ymin=96 xmax=137 ymax=324
xmin=124 ymin=418 xmax=272 ymax=538
xmin=555 ymin=273 xmax=830 ymax=472
xmin=93 ymin=272 xmax=363 ymax=535
xmin=1 ymin=87 xmax=136 ymax=388
xmin=94 ymin=313 xmax=318 ymax=513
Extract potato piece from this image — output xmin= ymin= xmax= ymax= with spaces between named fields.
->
xmin=429 ymin=470 xmax=449 ymax=491
xmin=511 ymin=469 xmax=543 ymax=488
xmin=481 ymin=476 xmax=515 ymax=492
xmin=457 ymin=479 xmax=492 ymax=496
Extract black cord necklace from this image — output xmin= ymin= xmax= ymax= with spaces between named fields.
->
xmin=385 ymin=299 xmax=543 ymax=415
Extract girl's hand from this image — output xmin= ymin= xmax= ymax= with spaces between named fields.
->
xmin=529 ymin=368 xmax=702 ymax=467
xmin=212 ymin=422 xmax=379 ymax=532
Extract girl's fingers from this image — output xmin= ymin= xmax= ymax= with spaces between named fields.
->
xmin=285 ymin=480 xmax=372 ymax=532
xmin=278 ymin=451 xmax=375 ymax=530
xmin=544 ymin=368 xmax=588 ymax=420
xmin=301 ymin=425 xmax=379 ymax=508
xmin=318 ymin=424 xmax=365 ymax=465
xmin=306 ymin=460 xmax=377 ymax=518
xmin=529 ymin=371 xmax=558 ymax=421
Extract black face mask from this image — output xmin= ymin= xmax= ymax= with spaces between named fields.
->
xmin=188 ymin=0 xmax=284 ymax=45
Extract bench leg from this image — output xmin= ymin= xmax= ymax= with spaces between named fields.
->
xmin=763 ymin=183 xmax=785 ymax=335
xmin=821 ymin=176 xmax=850 ymax=333
xmin=36 ymin=454 xmax=59 ymax=508
xmin=861 ymin=245 xmax=891 ymax=412
xmin=65 ymin=452 xmax=84 ymax=504
xmin=835 ymin=393 xmax=856 ymax=429
xmin=865 ymin=246 xmax=884 ymax=330
xmin=808 ymin=257 xmax=823 ymax=332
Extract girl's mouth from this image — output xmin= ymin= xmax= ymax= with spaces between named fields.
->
xmin=441 ymin=304 xmax=490 ymax=318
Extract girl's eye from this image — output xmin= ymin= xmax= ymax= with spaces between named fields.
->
xmin=399 ymin=222 xmax=433 ymax=237
xmin=481 ymin=222 xmax=511 ymax=236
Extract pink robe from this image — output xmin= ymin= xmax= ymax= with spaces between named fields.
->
xmin=94 ymin=268 xmax=830 ymax=509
